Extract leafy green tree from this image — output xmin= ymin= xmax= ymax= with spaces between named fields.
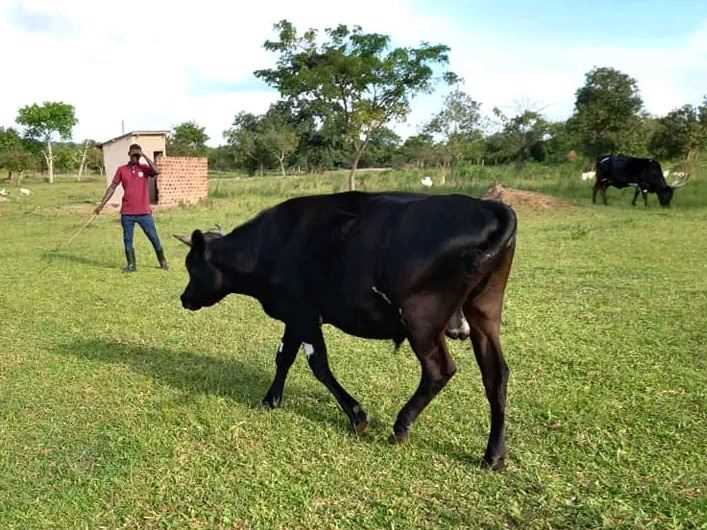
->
xmin=0 ymin=127 xmax=37 ymax=183
xmin=543 ymin=120 xmax=590 ymax=164
xmin=76 ymin=140 xmax=102 ymax=180
xmin=568 ymin=67 xmax=645 ymax=158
xmin=395 ymin=133 xmax=437 ymax=169
xmin=255 ymin=20 xmax=457 ymax=189
xmin=425 ymin=89 xmax=484 ymax=179
xmin=167 ymin=121 xmax=210 ymax=156
xmin=259 ymin=105 xmax=299 ymax=176
xmin=16 ymin=101 xmax=77 ymax=183
xmin=649 ymin=103 xmax=707 ymax=161
xmin=223 ymin=112 xmax=273 ymax=176
xmin=52 ymin=143 xmax=81 ymax=173
xmin=359 ymin=127 xmax=401 ymax=167
xmin=488 ymin=108 xmax=551 ymax=164
xmin=208 ymin=145 xmax=239 ymax=172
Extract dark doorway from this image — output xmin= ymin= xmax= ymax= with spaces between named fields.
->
xmin=150 ymin=151 xmax=162 ymax=205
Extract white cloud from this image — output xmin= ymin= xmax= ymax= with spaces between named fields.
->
xmin=1 ymin=1 xmax=705 ymax=146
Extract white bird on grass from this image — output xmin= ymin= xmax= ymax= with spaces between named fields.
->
xmin=19 ymin=188 xmax=31 ymax=196
xmin=421 ymin=176 xmax=433 ymax=188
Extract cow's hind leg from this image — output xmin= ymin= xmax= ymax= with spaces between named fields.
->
xmin=306 ymin=328 xmax=369 ymax=433
xmin=464 ymin=244 xmax=514 ymax=470
xmin=391 ymin=303 xmax=457 ymax=443
xmin=262 ymin=327 xmax=301 ymax=408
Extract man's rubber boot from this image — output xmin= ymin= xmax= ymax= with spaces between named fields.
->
xmin=123 ymin=248 xmax=136 ymax=273
xmin=156 ymin=249 xmax=169 ymax=271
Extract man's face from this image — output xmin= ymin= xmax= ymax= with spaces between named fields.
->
xmin=129 ymin=149 xmax=141 ymax=164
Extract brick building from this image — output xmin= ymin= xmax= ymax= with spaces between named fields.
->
xmin=99 ymin=131 xmax=208 ymax=209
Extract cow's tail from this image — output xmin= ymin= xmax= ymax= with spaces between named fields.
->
xmin=471 ymin=203 xmax=517 ymax=274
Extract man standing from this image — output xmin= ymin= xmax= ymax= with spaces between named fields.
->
xmin=95 ymin=143 xmax=169 ymax=272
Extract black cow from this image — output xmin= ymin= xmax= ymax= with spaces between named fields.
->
xmin=176 ymin=191 xmax=517 ymax=469
xmin=593 ymin=154 xmax=688 ymax=207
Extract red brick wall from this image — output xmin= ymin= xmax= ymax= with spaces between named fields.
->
xmin=155 ymin=156 xmax=208 ymax=208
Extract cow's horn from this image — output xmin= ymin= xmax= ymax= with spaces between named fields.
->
xmin=173 ymin=234 xmax=192 ymax=246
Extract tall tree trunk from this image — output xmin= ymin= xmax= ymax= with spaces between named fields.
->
xmin=77 ymin=140 xmax=89 ymax=181
xmin=279 ymin=154 xmax=287 ymax=177
xmin=46 ymin=139 xmax=54 ymax=184
xmin=258 ymin=162 xmax=264 ymax=177
xmin=349 ymin=149 xmax=363 ymax=191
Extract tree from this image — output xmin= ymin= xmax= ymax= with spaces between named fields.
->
xmin=167 ymin=121 xmax=209 ymax=156
xmin=395 ymin=133 xmax=437 ymax=169
xmin=259 ymin=104 xmax=299 ymax=176
xmin=359 ymin=127 xmax=400 ymax=168
xmin=255 ymin=20 xmax=457 ymax=190
xmin=425 ymin=89 xmax=484 ymax=180
xmin=649 ymin=102 xmax=707 ymax=161
xmin=569 ymin=67 xmax=644 ymax=158
xmin=52 ymin=143 xmax=81 ymax=174
xmin=77 ymin=140 xmax=101 ymax=181
xmin=487 ymin=108 xmax=551 ymax=164
xmin=16 ymin=101 xmax=77 ymax=183
xmin=208 ymin=145 xmax=239 ymax=172
xmin=0 ymin=127 xmax=37 ymax=184
xmin=223 ymin=112 xmax=273 ymax=176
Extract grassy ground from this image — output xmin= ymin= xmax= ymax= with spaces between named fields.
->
xmin=1 ymin=169 xmax=706 ymax=529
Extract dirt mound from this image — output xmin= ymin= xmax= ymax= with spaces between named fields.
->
xmin=482 ymin=183 xmax=571 ymax=210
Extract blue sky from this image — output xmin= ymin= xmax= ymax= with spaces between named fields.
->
xmin=1 ymin=0 xmax=705 ymax=146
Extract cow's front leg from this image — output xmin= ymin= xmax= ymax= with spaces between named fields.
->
xmin=305 ymin=329 xmax=369 ymax=433
xmin=262 ymin=328 xmax=301 ymax=408
xmin=632 ymin=187 xmax=640 ymax=206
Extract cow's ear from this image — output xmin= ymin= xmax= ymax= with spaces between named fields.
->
xmin=191 ymin=229 xmax=206 ymax=257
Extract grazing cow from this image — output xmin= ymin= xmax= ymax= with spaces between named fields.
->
xmin=593 ymin=155 xmax=689 ymax=207
xmin=176 ymin=191 xmax=517 ymax=469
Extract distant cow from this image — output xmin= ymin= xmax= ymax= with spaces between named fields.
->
xmin=176 ymin=192 xmax=517 ymax=470
xmin=593 ymin=155 xmax=689 ymax=207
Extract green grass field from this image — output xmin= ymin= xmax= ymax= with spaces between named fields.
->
xmin=1 ymin=169 xmax=706 ymax=529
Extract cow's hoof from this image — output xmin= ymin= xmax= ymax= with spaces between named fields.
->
xmin=352 ymin=417 xmax=369 ymax=434
xmin=388 ymin=431 xmax=409 ymax=445
xmin=261 ymin=395 xmax=281 ymax=409
xmin=481 ymin=454 xmax=506 ymax=471
xmin=351 ymin=407 xmax=369 ymax=434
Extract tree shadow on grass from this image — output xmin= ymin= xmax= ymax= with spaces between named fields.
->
xmin=54 ymin=337 xmax=353 ymax=434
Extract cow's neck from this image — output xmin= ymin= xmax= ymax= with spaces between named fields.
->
xmin=209 ymin=218 xmax=264 ymax=298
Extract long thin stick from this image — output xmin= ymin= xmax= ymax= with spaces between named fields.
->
xmin=58 ymin=213 xmax=98 ymax=251
xmin=41 ymin=213 xmax=98 ymax=272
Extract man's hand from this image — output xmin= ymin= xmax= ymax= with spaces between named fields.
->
xmin=94 ymin=205 xmax=103 ymax=215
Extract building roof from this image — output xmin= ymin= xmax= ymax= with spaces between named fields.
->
xmin=98 ymin=130 xmax=169 ymax=148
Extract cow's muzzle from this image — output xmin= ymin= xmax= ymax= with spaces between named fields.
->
xmin=181 ymin=295 xmax=201 ymax=311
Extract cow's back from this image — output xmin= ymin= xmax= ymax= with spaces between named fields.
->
xmin=262 ymin=192 xmax=515 ymax=338
xmin=596 ymin=155 xmax=665 ymax=189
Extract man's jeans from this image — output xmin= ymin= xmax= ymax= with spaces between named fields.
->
xmin=121 ymin=214 xmax=163 ymax=252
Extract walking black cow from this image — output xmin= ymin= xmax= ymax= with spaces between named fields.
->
xmin=176 ymin=191 xmax=517 ymax=470
xmin=593 ymin=154 xmax=689 ymax=207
